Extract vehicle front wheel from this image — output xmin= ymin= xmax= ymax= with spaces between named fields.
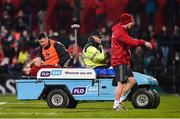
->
xmin=131 ymin=88 xmax=153 ymax=109
xmin=47 ymin=89 xmax=70 ymax=108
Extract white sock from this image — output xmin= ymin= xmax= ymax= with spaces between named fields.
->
xmin=119 ymin=96 xmax=125 ymax=102
xmin=113 ymin=100 xmax=119 ymax=108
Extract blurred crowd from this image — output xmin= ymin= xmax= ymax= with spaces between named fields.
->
xmin=0 ymin=0 xmax=179 ymax=93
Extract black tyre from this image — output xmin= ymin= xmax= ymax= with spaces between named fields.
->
xmin=47 ymin=89 xmax=70 ymax=108
xmin=131 ymin=88 xmax=154 ymax=109
xmin=149 ymin=89 xmax=160 ymax=109
xmin=68 ymin=99 xmax=78 ymax=108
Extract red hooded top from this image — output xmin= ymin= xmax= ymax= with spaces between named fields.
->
xmin=111 ymin=23 xmax=145 ymax=67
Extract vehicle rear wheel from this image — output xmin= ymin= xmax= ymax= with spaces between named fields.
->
xmin=150 ymin=89 xmax=160 ymax=109
xmin=47 ymin=89 xmax=70 ymax=108
xmin=131 ymin=88 xmax=154 ymax=109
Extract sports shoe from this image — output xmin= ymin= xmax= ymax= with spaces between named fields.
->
xmin=119 ymin=101 xmax=127 ymax=111
xmin=113 ymin=105 xmax=120 ymax=111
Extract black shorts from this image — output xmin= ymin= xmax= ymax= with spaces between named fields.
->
xmin=113 ymin=64 xmax=134 ymax=84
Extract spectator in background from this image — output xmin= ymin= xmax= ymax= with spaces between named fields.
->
xmin=105 ymin=21 xmax=113 ymax=35
xmin=2 ymin=0 xmax=15 ymax=19
xmin=0 ymin=57 xmax=10 ymax=66
xmin=132 ymin=46 xmax=144 ymax=73
xmin=50 ymin=31 xmax=59 ymax=41
xmin=1 ymin=11 xmax=13 ymax=31
xmin=148 ymin=46 xmax=166 ymax=82
xmin=17 ymin=48 xmax=30 ymax=65
xmin=126 ymin=0 xmax=143 ymax=27
xmin=159 ymin=26 xmax=170 ymax=41
xmin=145 ymin=0 xmax=158 ymax=27
xmin=158 ymin=26 xmax=170 ymax=66
xmin=93 ymin=0 xmax=107 ymax=29
xmin=167 ymin=48 xmax=176 ymax=75
xmin=143 ymin=37 xmax=160 ymax=72
xmin=145 ymin=38 xmax=165 ymax=73
xmin=15 ymin=10 xmax=28 ymax=32
xmin=99 ymin=26 xmax=111 ymax=63
xmin=1 ymin=30 xmax=16 ymax=64
xmin=18 ymin=30 xmax=29 ymax=52
xmin=37 ymin=0 xmax=48 ymax=32
xmin=165 ymin=0 xmax=179 ymax=28
xmin=20 ymin=0 xmax=33 ymax=32
xmin=129 ymin=23 xmax=142 ymax=39
xmin=71 ymin=0 xmax=82 ymax=24
xmin=145 ymin=25 xmax=155 ymax=41
xmin=0 ymin=26 xmax=7 ymax=38
xmin=172 ymin=25 xmax=180 ymax=41
xmin=0 ymin=44 xmax=5 ymax=64
xmin=57 ymin=0 xmax=72 ymax=33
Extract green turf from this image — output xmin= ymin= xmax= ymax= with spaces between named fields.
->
xmin=0 ymin=94 xmax=180 ymax=118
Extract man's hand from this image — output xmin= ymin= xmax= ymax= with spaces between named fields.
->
xmin=145 ymin=41 xmax=152 ymax=49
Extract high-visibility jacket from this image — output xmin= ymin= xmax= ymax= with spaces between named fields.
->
xmin=82 ymin=43 xmax=106 ymax=68
xmin=39 ymin=40 xmax=71 ymax=66
xmin=42 ymin=40 xmax=59 ymax=65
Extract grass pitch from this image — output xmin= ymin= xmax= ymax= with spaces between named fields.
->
xmin=0 ymin=94 xmax=180 ymax=118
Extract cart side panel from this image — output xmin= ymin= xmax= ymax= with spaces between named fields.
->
xmin=16 ymin=80 xmax=45 ymax=100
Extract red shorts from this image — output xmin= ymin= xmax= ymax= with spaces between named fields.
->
xmin=30 ymin=65 xmax=61 ymax=76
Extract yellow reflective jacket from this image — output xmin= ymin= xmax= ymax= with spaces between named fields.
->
xmin=82 ymin=43 xmax=106 ymax=68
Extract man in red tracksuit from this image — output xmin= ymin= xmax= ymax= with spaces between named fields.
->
xmin=111 ymin=13 xmax=152 ymax=111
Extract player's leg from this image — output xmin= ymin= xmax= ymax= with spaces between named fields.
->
xmin=22 ymin=57 xmax=42 ymax=75
xmin=33 ymin=57 xmax=42 ymax=67
xmin=113 ymin=65 xmax=125 ymax=110
xmin=121 ymin=77 xmax=136 ymax=99
xmin=119 ymin=65 xmax=136 ymax=110
xmin=113 ymin=81 xmax=124 ymax=110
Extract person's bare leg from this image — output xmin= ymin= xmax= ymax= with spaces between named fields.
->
xmin=33 ymin=57 xmax=42 ymax=67
xmin=22 ymin=57 xmax=42 ymax=75
xmin=113 ymin=81 xmax=124 ymax=109
xmin=120 ymin=77 xmax=136 ymax=102
xmin=118 ymin=77 xmax=136 ymax=110
xmin=115 ymin=82 xmax=124 ymax=100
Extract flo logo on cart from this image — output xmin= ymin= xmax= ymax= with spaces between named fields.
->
xmin=51 ymin=70 xmax=62 ymax=76
xmin=72 ymin=87 xmax=86 ymax=95
xmin=40 ymin=71 xmax=50 ymax=77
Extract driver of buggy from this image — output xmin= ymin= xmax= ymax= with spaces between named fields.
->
xmin=82 ymin=30 xmax=110 ymax=69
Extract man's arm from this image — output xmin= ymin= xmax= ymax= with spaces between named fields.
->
xmin=120 ymin=33 xmax=145 ymax=46
xmin=113 ymin=31 xmax=145 ymax=46
xmin=39 ymin=47 xmax=45 ymax=61
xmin=113 ymin=31 xmax=152 ymax=49
xmin=54 ymin=42 xmax=71 ymax=66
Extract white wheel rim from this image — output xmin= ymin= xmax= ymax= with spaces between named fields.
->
xmin=136 ymin=94 xmax=149 ymax=106
xmin=51 ymin=94 xmax=63 ymax=106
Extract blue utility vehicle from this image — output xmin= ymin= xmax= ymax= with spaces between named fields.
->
xmin=16 ymin=68 xmax=160 ymax=108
